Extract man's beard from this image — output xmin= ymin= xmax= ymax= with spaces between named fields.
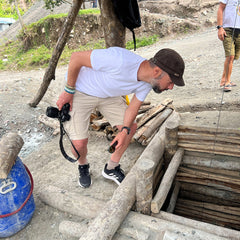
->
xmin=152 ymin=85 xmax=162 ymax=94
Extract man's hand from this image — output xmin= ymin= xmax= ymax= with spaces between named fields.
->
xmin=56 ymin=91 xmax=74 ymax=110
xmin=218 ymin=28 xmax=226 ymax=41
xmin=111 ymin=130 xmax=128 ymax=151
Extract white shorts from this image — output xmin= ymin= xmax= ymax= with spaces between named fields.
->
xmin=64 ymin=91 xmax=127 ymax=140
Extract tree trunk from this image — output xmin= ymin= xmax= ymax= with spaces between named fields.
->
xmin=14 ymin=0 xmax=24 ymax=29
xmin=29 ymin=0 xmax=83 ymax=107
xmin=98 ymin=0 xmax=126 ymax=48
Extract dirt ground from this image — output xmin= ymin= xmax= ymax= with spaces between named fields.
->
xmin=1 ymin=27 xmax=240 ymax=239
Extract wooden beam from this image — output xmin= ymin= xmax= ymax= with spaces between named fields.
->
xmin=151 ymin=148 xmax=184 ymax=213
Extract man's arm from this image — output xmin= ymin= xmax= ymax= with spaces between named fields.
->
xmin=113 ymin=94 xmax=142 ymax=150
xmin=217 ymin=2 xmax=226 ymax=41
xmin=56 ymin=50 xmax=92 ymax=110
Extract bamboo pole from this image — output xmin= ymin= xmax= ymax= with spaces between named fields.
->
xmin=151 ymin=148 xmax=184 ymax=213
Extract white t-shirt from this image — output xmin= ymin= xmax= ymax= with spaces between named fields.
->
xmin=220 ymin=0 xmax=240 ymax=28
xmin=73 ymin=47 xmax=152 ymax=102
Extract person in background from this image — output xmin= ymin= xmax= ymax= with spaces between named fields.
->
xmin=56 ymin=47 xmax=185 ymax=188
xmin=217 ymin=0 xmax=240 ymax=92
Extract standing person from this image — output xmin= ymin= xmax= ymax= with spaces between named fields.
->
xmin=217 ymin=0 xmax=240 ymax=92
xmin=56 ymin=47 xmax=185 ymax=188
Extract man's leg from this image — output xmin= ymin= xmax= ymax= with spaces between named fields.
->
xmin=71 ymin=138 xmax=91 ymax=188
xmin=220 ymin=55 xmax=234 ymax=87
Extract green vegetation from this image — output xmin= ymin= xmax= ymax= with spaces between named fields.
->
xmin=0 ymin=8 xmax=159 ymax=71
xmin=0 ymin=0 xmax=25 ymax=19
xmin=0 ymin=34 xmax=159 ymax=71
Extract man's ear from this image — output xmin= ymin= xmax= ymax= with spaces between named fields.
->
xmin=153 ymin=67 xmax=162 ymax=78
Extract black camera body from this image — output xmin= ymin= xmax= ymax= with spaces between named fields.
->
xmin=46 ymin=103 xmax=71 ymax=122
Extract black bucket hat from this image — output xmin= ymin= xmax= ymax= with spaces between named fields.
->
xmin=149 ymin=48 xmax=185 ymax=86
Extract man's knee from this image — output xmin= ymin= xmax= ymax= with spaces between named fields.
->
xmin=72 ymin=139 xmax=88 ymax=151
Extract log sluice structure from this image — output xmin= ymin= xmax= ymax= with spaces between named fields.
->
xmin=35 ymin=99 xmax=240 ymax=239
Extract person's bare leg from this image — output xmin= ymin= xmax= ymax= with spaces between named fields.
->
xmin=220 ymin=55 xmax=234 ymax=86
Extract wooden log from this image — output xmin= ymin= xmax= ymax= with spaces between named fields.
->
xmin=178 ymin=125 xmax=240 ymax=138
xmin=178 ymin=134 xmax=240 ymax=145
xmin=39 ymin=185 xmax=103 ymax=219
xmin=59 ymin=220 xmax=150 ymax=240
xmin=153 ymin=157 xmax=164 ymax=186
xmin=0 ymin=132 xmax=24 ymax=179
xmin=79 ymin=171 xmax=136 ymax=240
xmin=178 ymin=142 xmax=240 ymax=157
xmin=175 ymin=203 xmax=240 ymax=226
xmin=182 ymin=164 xmax=240 ymax=178
xmin=176 ymin=174 xmax=240 ymax=194
xmin=179 ymin=189 xmax=240 ymax=207
xmin=177 ymin=198 xmax=240 ymax=217
xmin=59 ymin=220 xmax=88 ymax=238
xmin=136 ymin=98 xmax=173 ymax=129
xmin=153 ymin=211 xmax=240 ymax=240
xmin=164 ymin=113 xmax=180 ymax=166
xmin=151 ymin=148 xmax=184 ymax=213
xmin=183 ymin=154 xmax=240 ymax=171
xmin=178 ymin=166 xmax=240 ymax=186
xmin=166 ymin=181 xmax=181 ymax=213
xmin=38 ymin=114 xmax=60 ymax=135
xmin=180 ymin=182 xmax=240 ymax=203
xmin=138 ymin=105 xmax=153 ymax=114
xmin=174 ymin=207 xmax=240 ymax=230
xmin=135 ymin=158 xmax=155 ymax=215
xmin=90 ymin=118 xmax=110 ymax=131
xmin=135 ymin=108 xmax=173 ymax=143
xmin=124 ymin=212 xmax=231 ymax=240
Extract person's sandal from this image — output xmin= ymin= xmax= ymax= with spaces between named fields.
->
xmin=230 ymin=82 xmax=237 ymax=86
xmin=223 ymin=84 xmax=232 ymax=92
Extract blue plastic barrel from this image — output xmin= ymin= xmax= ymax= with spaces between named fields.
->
xmin=0 ymin=157 xmax=35 ymax=237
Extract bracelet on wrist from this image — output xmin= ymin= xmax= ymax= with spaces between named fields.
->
xmin=121 ymin=126 xmax=131 ymax=135
xmin=64 ymin=85 xmax=75 ymax=94
xmin=66 ymin=84 xmax=75 ymax=90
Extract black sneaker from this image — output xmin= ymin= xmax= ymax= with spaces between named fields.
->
xmin=78 ymin=164 xmax=91 ymax=188
xmin=102 ymin=164 xmax=125 ymax=185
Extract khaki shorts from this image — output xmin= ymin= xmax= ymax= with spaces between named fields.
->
xmin=223 ymin=28 xmax=240 ymax=60
xmin=64 ymin=91 xmax=127 ymax=140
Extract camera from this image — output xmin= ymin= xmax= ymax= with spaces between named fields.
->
xmin=46 ymin=103 xmax=71 ymax=122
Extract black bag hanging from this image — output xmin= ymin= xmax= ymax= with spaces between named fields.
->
xmin=111 ymin=0 xmax=141 ymax=51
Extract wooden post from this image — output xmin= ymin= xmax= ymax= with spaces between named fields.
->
xmin=151 ymin=148 xmax=184 ymax=213
xmin=164 ymin=116 xmax=180 ymax=167
xmin=135 ymin=158 xmax=155 ymax=215
xmin=0 ymin=132 xmax=24 ymax=178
